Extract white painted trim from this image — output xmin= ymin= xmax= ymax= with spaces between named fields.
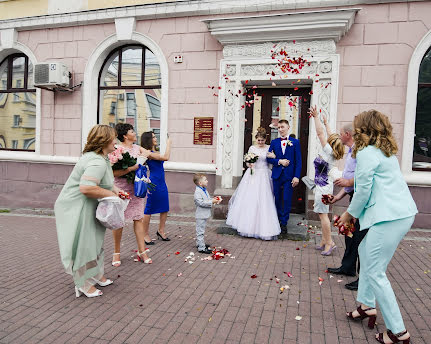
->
xmin=0 ymin=152 xmax=78 ymax=164
xmin=401 ymin=28 xmax=431 ymax=186
xmin=0 ymin=40 xmax=41 ymax=160
xmin=203 ymin=8 xmax=359 ymax=44
xmin=164 ymin=161 xmax=216 ymax=173
xmin=82 ymin=31 xmax=169 ymax=154
xmin=0 ymin=0 xmax=427 ymax=32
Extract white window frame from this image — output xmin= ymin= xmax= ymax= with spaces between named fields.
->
xmin=402 ymin=29 xmax=431 ymax=186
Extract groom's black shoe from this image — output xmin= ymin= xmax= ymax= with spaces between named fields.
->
xmin=280 ymin=224 xmax=287 ymax=234
xmin=327 ymin=266 xmax=356 ymax=277
xmin=345 ymin=279 xmax=359 ymax=291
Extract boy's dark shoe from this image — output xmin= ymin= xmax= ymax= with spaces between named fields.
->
xmin=198 ymin=248 xmax=213 ymax=254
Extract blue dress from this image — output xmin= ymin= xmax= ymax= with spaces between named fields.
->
xmin=144 ymin=157 xmax=169 ymax=214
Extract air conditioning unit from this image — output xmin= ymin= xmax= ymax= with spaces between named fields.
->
xmin=34 ymin=62 xmax=71 ymax=87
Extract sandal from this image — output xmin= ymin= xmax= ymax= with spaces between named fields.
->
xmin=112 ymin=253 xmax=121 ymax=267
xmin=346 ymin=306 xmax=377 ymax=329
xmin=135 ymin=249 xmax=152 ymax=264
xmin=376 ymin=330 xmax=410 ymax=344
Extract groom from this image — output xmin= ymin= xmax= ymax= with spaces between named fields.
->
xmin=267 ymin=120 xmax=302 ymax=233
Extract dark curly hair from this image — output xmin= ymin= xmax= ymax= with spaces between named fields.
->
xmin=115 ymin=123 xmax=134 ymax=142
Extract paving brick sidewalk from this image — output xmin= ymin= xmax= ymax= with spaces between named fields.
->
xmin=0 ymin=213 xmax=430 ymax=344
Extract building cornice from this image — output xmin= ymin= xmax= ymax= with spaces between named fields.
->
xmin=0 ymin=0 xmax=426 ymax=31
xmin=203 ymin=8 xmax=360 ymax=45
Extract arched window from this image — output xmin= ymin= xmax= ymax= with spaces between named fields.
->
xmin=413 ymin=47 xmax=431 ymax=170
xmin=0 ymin=53 xmax=36 ymax=151
xmin=98 ymin=45 xmax=161 ymax=143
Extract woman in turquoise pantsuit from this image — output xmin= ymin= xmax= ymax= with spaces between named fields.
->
xmin=338 ymin=110 xmax=417 ymax=344
xmin=55 ymin=125 xmax=120 ymax=298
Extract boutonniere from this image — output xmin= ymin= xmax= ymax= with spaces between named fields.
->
xmin=282 ymin=140 xmax=293 ymax=147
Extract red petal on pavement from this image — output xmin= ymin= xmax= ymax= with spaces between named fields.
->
xmin=251 ymin=274 xmax=257 ymax=279
xmin=175 ymin=251 xmax=180 ymax=255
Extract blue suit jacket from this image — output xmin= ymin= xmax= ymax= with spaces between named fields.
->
xmin=266 ymin=137 xmax=302 ymax=180
xmin=347 ymin=145 xmax=417 ymax=229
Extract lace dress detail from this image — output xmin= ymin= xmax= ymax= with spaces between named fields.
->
xmin=226 ymin=145 xmax=281 ymax=240
xmin=114 ymin=144 xmax=145 ymax=222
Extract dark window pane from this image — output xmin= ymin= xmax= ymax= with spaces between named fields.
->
xmin=413 ymin=87 xmax=431 ymax=168
xmin=121 ymin=46 xmax=142 ymax=87
xmin=419 ymin=48 xmax=431 ymax=84
xmin=146 ymin=94 xmax=161 ymax=119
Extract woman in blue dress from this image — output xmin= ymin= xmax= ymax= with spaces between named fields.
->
xmin=140 ymin=131 xmax=172 ymax=243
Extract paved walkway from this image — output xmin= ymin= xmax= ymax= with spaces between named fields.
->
xmin=0 ymin=213 xmax=430 ymax=344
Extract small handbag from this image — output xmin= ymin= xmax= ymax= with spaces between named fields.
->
xmin=134 ymin=164 xmax=149 ymax=198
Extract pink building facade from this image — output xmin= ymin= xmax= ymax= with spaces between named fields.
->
xmin=1 ymin=0 xmax=431 ymax=227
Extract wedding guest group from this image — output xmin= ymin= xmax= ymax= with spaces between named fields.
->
xmin=140 ymin=131 xmax=172 ymax=244
xmin=266 ymin=120 xmax=302 ymax=233
xmin=337 ymin=110 xmax=417 ymax=344
xmin=110 ymin=123 xmax=152 ymax=267
xmin=54 ymin=125 xmax=118 ymax=298
xmin=308 ymin=106 xmax=344 ymax=256
xmin=326 ymin=123 xmax=368 ymax=291
xmin=194 ymin=173 xmax=222 ymax=253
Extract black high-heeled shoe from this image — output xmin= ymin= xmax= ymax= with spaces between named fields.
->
xmin=157 ymin=231 xmax=170 ymax=241
xmin=145 ymin=240 xmax=155 ymax=245
xmin=347 ymin=306 xmax=377 ymax=329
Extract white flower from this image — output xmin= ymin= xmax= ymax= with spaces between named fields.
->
xmin=287 ymin=140 xmax=293 ymax=146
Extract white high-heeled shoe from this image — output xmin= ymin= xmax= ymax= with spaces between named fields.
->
xmin=91 ymin=277 xmax=113 ymax=287
xmin=112 ymin=253 xmax=121 ymax=267
xmin=75 ymin=286 xmax=103 ymax=298
xmin=136 ymin=249 xmax=152 ymax=264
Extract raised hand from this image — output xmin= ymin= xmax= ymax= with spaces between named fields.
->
xmin=307 ymin=105 xmax=318 ymax=118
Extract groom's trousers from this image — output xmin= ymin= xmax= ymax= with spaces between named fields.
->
xmin=357 ymin=215 xmax=414 ymax=334
xmin=273 ymin=173 xmax=293 ymax=226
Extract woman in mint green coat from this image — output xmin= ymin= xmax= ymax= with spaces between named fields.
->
xmin=55 ymin=125 xmax=119 ymax=298
xmin=338 ymin=110 xmax=417 ymax=344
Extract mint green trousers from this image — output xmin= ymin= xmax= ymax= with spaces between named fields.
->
xmin=357 ymin=215 xmax=415 ymax=334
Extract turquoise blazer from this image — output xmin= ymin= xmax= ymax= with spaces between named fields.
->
xmin=347 ymin=145 xmax=417 ymax=229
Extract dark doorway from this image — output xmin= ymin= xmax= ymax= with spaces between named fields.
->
xmin=244 ymin=87 xmax=310 ymax=214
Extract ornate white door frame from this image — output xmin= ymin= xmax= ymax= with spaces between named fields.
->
xmin=216 ymin=40 xmax=340 ymax=189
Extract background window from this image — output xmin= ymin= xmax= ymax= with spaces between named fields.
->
xmin=98 ymin=45 xmax=161 ymax=141
xmin=0 ymin=53 xmax=36 ymax=151
xmin=413 ymin=47 xmax=431 ymax=170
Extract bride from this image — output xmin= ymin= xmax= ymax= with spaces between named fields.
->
xmin=226 ymin=127 xmax=281 ymax=240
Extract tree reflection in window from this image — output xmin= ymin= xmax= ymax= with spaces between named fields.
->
xmin=413 ymin=47 xmax=431 ymax=170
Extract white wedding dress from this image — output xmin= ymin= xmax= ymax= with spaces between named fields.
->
xmin=226 ymin=145 xmax=281 ymax=240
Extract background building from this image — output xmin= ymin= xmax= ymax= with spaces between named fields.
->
xmin=0 ymin=0 xmax=430 ymax=226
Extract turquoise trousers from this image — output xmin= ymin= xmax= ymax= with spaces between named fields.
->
xmin=357 ymin=215 xmax=415 ymax=334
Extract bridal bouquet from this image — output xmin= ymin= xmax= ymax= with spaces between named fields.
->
xmin=108 ymin=146 xmax=137 ymax=184
xmin=244 ymin=152 xmax=259 ymax=175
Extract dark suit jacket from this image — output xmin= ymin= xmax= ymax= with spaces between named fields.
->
xmin=266 ymin=137 xmax=302 ymax=180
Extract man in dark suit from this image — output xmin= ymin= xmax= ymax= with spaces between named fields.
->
xmin=266 ymin=120 xmax=302 ymax=233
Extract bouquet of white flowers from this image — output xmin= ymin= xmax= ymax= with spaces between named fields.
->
xmin=244 ymin=152 xmax=259 ymax=174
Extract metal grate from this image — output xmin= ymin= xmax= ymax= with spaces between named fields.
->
xmin=34 ymin=64 xmax=49 ymax=84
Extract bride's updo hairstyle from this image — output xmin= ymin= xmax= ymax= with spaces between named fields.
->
xmin=255 ymin=127 xmax=267 ymax=140
xmin=352 ymin=109 xmax=398 ymax=158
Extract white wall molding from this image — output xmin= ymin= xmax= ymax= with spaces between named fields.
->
xmin=0 ymin=28 xmax=17 ymax=49
xmin=203 ymin=8 xmax=359 ymax=45
xmin=401 ymin=28 xmax=431 ymax=186
xmin=0 ymin=1 xmax=425 ymax=32
xmin=82 ymin=31 xmax=169 ymax=153
xmin=0 ymin=41 xmax=41 ymax=160
xmin=216 ymin=40 xmax=340 ymax=189
xmin=115 ymin=17 xmax=136 ymax=41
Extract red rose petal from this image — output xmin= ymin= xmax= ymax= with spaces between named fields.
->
xmin=251 ymin=274 xmax=257 ymax=279
xmin=175 ymin=251 xmax=180 ymax=255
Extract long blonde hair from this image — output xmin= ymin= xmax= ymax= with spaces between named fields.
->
xmin=352 ymin=110 xmax=398 ymax=158
xmin=83 ymin=124 xmax=117 ymax=154
xmin=328 ymin=133 xmax=344 ymax=160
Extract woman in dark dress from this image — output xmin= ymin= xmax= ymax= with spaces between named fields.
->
xmin=140 ymin=131 xmax=172 ymax=243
